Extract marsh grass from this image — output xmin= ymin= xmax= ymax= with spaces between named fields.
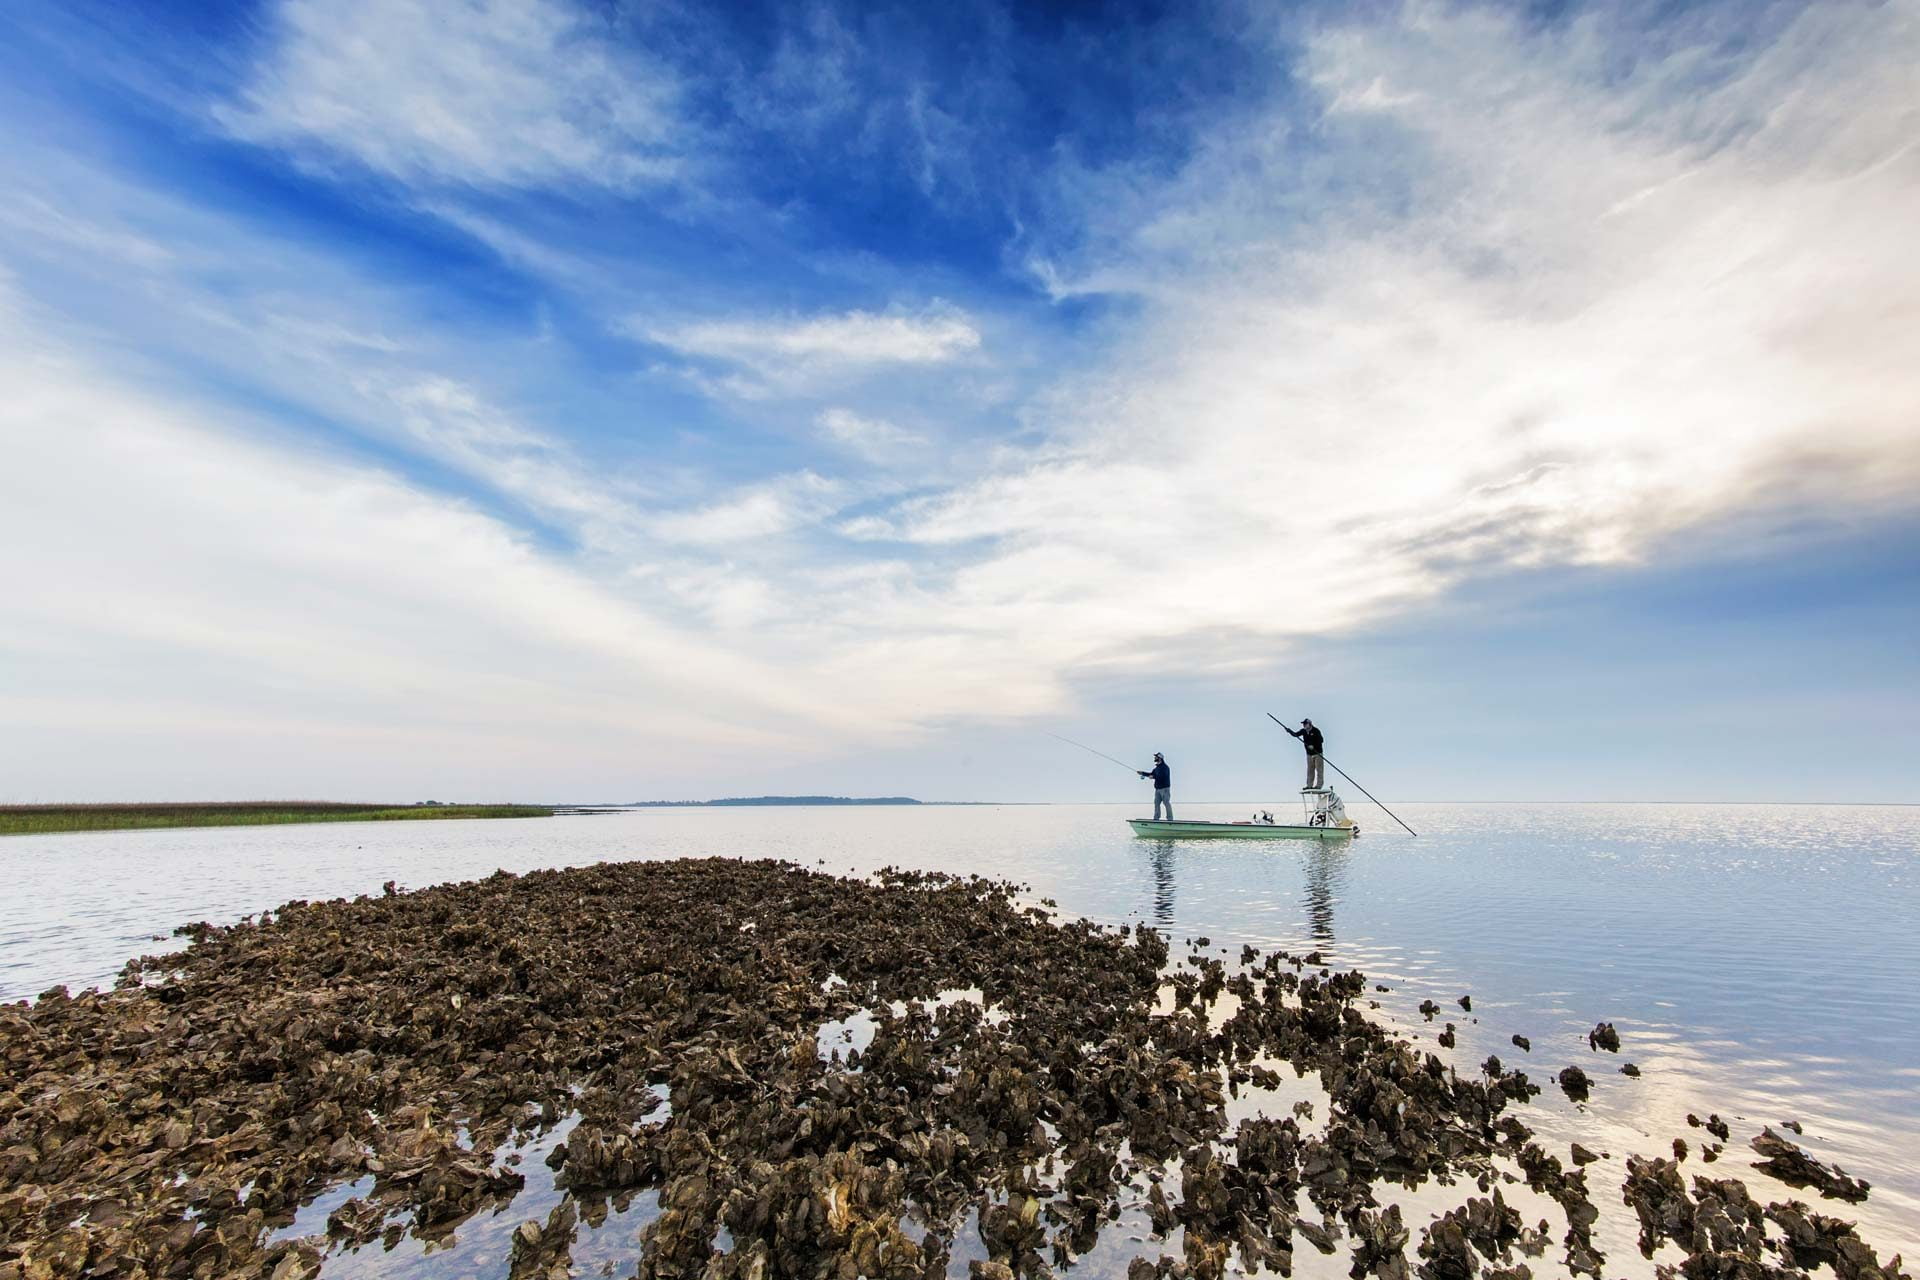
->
xmin=0 ymin=802 xmax=553 ymax=836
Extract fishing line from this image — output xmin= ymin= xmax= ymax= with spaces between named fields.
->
xmin=1045 ymin=732 xmax=1143 ymax=775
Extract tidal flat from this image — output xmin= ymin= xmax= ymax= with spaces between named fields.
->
xmin=0 ymin=856 xmax=1907 ymax=1280
xmin=0 ymin=804 xmax=553 ymax=837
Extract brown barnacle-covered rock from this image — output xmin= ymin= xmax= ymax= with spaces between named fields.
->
xmin=1418 ymin=1195 xmax=1522 ymax=1280
xmin=978 ymin=1188 xmax=1048 ymax=1270
xmin=1348 ymin=1203 xmax=1412 ymax=1280
xmin=1451 ymin=1193 xmax=1522 ymax=1260
xmin=1764 ymin=1201 xmax=1907 ymax=1280
xmin=1686 ymin=1176 xmax=1770 ymax=1259
xmin=508 ymin=1198 xmax=579 ymax=1280
xmin=551 ymin=1121 xmax=659 ymax=1192
xmin=1623 ymin=1155 xmax=1695 ymax=1258
xmin=1749 ymin=1129 xmax=1871 ymax=1204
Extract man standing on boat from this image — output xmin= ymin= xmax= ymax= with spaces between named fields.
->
xmin=1138 ymin=753 xmax=1172 ymax=821
xmin=1285 ymin=719 xmax=1325 ymax=790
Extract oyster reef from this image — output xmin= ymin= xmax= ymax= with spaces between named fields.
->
xmin=0 ymin=860 xmax=1904 ymax=1280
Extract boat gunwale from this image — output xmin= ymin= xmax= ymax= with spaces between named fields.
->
xmin=1125 ymin=818 xmax=1353 ymax=839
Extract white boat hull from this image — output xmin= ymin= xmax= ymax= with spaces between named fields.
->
xmin=1127 ymin=819 xmax=1354 ymax=841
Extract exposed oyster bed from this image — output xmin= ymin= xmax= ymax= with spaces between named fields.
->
xmin=0 ymin=859 xmax=1905 ymax=1280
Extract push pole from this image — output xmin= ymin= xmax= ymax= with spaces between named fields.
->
xmin=1266 ymin=713 xmax=1419 ymax=837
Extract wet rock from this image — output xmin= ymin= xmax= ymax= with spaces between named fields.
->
xmin=1515 ymin=1143 xmax=1602 ymax=1276
xmin=1569 ymin=1144 xmax=1600 ymax=1166
xmin=1297 ymin=1218 xmax=1340 ymax=1255
xmin=1623 ymin=1156 xmax=1693 ymax=1257
xmin=1765 ymin=1201 xmax=1906 ymax=1280
xmin=1349 ymin=1204 xmax=1412 ymax=1280
xmin=1510 ymin=1035 xmax=1530 ymax=1052
xmin=1417 ymin=1194 xmax=1519 ymax=1280
xmin=1749 ymin=1129 xmax=1870 ymax=1203
xmin=508 ymin=1199 xmax=578 ymax=1280
xmin=1622 ymin=1063 xmax=1641 ymax=1077
xmin=1588 ymin=1023 xmax=1620 ymax=1053
xmin=1558 ymin=1067 xmax=1592 ymax=1103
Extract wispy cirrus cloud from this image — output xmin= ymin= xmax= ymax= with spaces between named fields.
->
xmin=643 ymin=303 xmax=982 ymax=392
xmin=647 ymin=472 xmax=844 ymax=547
xmin=4 ymin=0 xmax=1917 ymax=804
xmin=831 ymin=0 xmax=1920 ymax=691
xmin=816 ymin=407 xmax=928 ymax=463
xmin=218 ymin=0 xmax=688 ymax=188
xmin=0 ymin=286 xmax=889 ymax=799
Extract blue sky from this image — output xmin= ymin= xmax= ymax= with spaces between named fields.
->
xmin=1 ymin=0 xmax=1915 ymax=803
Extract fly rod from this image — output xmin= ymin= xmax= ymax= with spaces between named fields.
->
xmin=1266 ymin=713 xmax=1419 ymax=837
xmin=1046 ymin=732 xmax=1144 ymax=775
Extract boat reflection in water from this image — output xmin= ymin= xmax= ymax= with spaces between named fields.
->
xmin=1148 ymin=842 xmax=1176 ymax=926
xmin=1302 ymin=840 xmax=1349 ymax=944
xmin=1135 ymin=837 xmax=1351 ymax=944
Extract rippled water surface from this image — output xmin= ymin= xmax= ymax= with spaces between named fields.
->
xmin=4 ymin=801 xmax=1917 ymax=1265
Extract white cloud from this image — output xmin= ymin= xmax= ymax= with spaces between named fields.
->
xmin=793 ymin=0 xmax=1920 ymax=704
xmin=648 ymin=472 xmax=844 ymax=546
xmin=219 ymin=0 xmax=686 ymax=188
xmin=6 ymin=0 xmax=1919 ymax=799
xmin=0 ymin=297 xmax=884 ymax=799
xmin=647 ymin=304 xmax=981 ymax=377
xmin=0 ymin=135 xmax=662 ymax=562
xmin=0 ymin=195 xmax=175 ymax=270
xmin=376 ymin=375 xmax=650 ymax=549
xmin=816 ymin=407 xmax=927 ymax=461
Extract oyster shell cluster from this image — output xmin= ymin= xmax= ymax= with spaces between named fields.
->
xmin=0 ymin=859 xmax=1905 ymax=1280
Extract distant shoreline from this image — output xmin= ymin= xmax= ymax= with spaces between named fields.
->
xmin=627 ymin=795 xmax=921 ymax=808
xmin=0 ymin=802 xmax=553 ymax=836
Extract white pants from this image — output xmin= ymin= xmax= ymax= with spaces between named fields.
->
xmin=1306 ymin=754 xmax=1324 ymax=789
xmin=1153 ymin=787 xmax=1173 ymax=820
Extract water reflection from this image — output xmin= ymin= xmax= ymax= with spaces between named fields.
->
xmin=1147 ymin=842 xmax=1176 ymax=925
xmin=1303 ymin=842 xmax=1347 ymax=943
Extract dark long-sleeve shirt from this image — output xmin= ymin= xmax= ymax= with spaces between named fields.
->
xmin=1292 ymin=726 xmax=1324 ymax=755
xmin=1146 ymin=762 xmax=1170 ymax=788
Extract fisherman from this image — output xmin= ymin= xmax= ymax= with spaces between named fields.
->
xmin=1137 ymin=752 xmax=1172 ymax=821
xmin=1285 ymin=718 xmax=1326 ymax=789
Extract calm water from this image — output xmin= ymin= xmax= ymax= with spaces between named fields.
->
xmin=4 ymin=801 xmax=1917 ymax=1266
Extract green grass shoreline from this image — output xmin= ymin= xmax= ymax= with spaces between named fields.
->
xmin=0 ymin=802 xmax=553 ymax=836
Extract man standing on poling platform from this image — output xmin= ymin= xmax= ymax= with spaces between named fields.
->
xmin=1138 ymin=752 xmax=1172 ymax=820
xmin=1285 ymin=719 xmax=1325 ymax=789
